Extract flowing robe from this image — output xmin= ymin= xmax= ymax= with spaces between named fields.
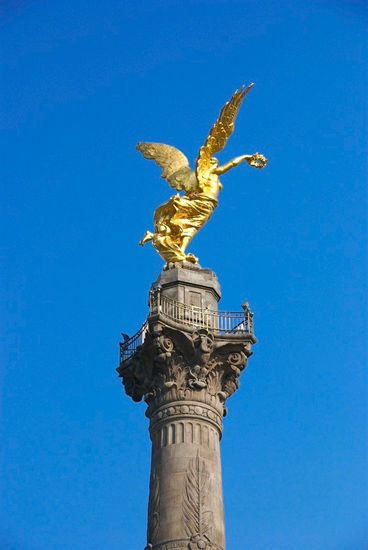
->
xmin=152 ymin=192 xmax=218 ymax=263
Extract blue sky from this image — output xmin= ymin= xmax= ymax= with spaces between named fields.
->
xmin=1 ymin=1 xmax=367 ymax=549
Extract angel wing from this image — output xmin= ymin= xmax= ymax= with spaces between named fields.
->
xmin=196 ymin=83 xmax=254 ymax=186
xmin=136 ymin=142 xmax=197 ymax=193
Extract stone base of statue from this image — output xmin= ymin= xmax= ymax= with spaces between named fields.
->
xmin=117 ymin=262 xmax=256 ymax=550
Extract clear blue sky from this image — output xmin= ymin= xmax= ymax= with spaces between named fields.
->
xmin=1 ymin=1 xmax=367 ymax=549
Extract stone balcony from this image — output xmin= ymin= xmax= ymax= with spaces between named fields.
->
xmin=119 ymin=289 xmax=255 ymax=365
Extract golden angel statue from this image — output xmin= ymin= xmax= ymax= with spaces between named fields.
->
xmin=137 ymin=83 xmax=267 ymax=264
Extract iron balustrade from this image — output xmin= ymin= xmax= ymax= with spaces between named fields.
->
xmin=120 ymin=292 xmax=254 ymax=364
xmin=119 ymin=321 xmax=148 ymax=364
xmin=149 ymin=289 xmax=254 ymax=335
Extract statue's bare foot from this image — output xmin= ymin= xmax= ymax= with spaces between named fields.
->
xmin=139 ymin=231 xmax=154 ymax=246
xmin=185 ymin=253 xmax=198 ymax=263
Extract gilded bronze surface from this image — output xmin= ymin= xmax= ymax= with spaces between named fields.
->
xmin=137 ymin=84 xmax=267 ymax=263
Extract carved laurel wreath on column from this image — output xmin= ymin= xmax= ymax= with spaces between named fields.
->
xmin=183 ymin=452 xmax=213 ymax=550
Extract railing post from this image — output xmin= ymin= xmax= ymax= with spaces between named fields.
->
xmin=241 ymin=300 xmax=253 ymax=335
xmin=242 ymin=301 xmax=250 ymax=333
xmin=249 ymin=310 xmax=254 ymax=336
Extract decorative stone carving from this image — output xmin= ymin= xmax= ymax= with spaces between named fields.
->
xmin=150 ymin=403 xmax=223 ymax=431
xmin=149 ymin=541 xmax=222 ymax=550
xmin=189 ymin=534 xmax=212 ymax=550
xmin=147 ymin=469 xmax=160 ymax=547
xmin=117 ymin=323 xmax=252 ymax=412
xmin=183 ymin=452 xmax=213 ymax=549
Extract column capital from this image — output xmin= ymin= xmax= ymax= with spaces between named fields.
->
xmin=117 ymin=319 xmax=254 ymax=418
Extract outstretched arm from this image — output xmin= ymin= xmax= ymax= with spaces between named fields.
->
xmin=214 ymin=155 xmax=252 ymax=175
xmin=215 ymin=152 xmax=268 ymax=175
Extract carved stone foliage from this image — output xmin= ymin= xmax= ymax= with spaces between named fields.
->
xmin=117 ymin=322 xmax=251 ymax=406
xmin=189 ymin=535 xmax=212 ymax=550
xmin=183 ymin=452 xmax=213 ymax=550
xmin=147 ymin=469 xmax=160 ymax=547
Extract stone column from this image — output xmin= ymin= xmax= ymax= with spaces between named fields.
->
xmin=147 ymin=390 xmax=225 ymax=550
xmin=117 ymin=263 xmax=256 ymax=550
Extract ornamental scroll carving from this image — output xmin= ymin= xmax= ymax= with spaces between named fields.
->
xmin=117 ymin=322 xmax=252 ymax=408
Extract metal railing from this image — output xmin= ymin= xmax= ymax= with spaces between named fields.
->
xmin=120 ymin=291 xmax=254 ymax=364
xmin=149 ymin=288 xmax=254 ymax=335
xmin=119 ymin=321 xmax=148 ymax=364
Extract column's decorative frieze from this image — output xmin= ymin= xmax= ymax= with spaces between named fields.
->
xmin=150 ymin=402 xmax=223 ymax=431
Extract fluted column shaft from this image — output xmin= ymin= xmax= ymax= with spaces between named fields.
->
xmin=147 ymin=397 xmax=224 ymax=550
